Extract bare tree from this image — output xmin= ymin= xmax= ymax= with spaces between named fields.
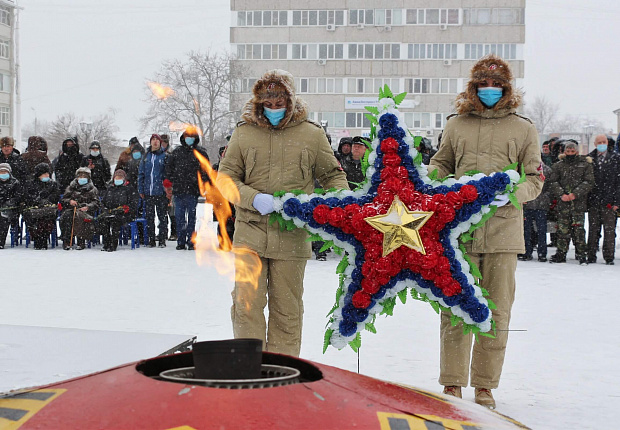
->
xmin=525 ymin=96 xmax=559 ymax=135
xmin=43 ymin=110 xmax=121 ymax=160
xmin=140 ymin=50 xmax=247 ymax=154
xmin=550 ymin=115 xmax=608 ymax=135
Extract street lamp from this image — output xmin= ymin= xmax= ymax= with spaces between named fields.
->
xmin=31 ymin=107 xmax=37 ymax=135
xmin=583 ymin=124 xmax=594 ymax=153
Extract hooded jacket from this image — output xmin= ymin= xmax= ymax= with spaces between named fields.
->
xmin=586 ymin=148 xmax=620 ymax=208
xmin=101 ymin=181 xmax=139 ymax=219
xmin=165 ymin=131 xmax=210 ymax=197
xmin=55 ymin=138 xmax=85 ymax=192
xmin=547 ymin=154 xmax=594 ymax=213
xmin=0 ymin=173 xmax=23 ymax=216
xmin=429 ymin=55 xmax=543 ymax=254
xmin=217 ymin=69 xmax=349 ymax=260
xmin=25 ymin=163 xmax=60 ymax=209
xmin=118 ymin=141 xmax=145 ymax=189
xmin=81 ymin=150 xmax=111 ymax=191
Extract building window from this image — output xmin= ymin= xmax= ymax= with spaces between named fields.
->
xmin=237 ymin=10 xmax=288 ymax=26
xmin=349 ymin=9 xmax=374 ymax=25
xmin=408 ymin=44 xmax=457 ymax=60
xmin=345 ymin=112 xmax=370 ymax=128
xmin=0 ymin=106 xmax=9 ymax=126
xmin=0 ymin=73 xmax=10 ymax=92
xmin=348 ymin=43 xmax=400 ymax=59
xmin=292 ymin=10 xmax=344 ymax=26
xmin=405 ymin=78 xmax=457 ymax=94
xmin=0 ymin=40 xmax=9 ymax=59
xmin=236 ymin=44 xmax=287 ymax=60
xmin=405 ymin=8 xmax=459 ymax=25
xmin=464 ymin=8 xmax=524 ymax=25
xmin=464 ymin=43 xmax=517 ymax=60
xmin=0 ymin=7 xmax=10 ymax=26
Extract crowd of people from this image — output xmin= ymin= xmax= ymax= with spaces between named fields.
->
xmin=0 ymin=128 xmax=211 ymax=251
xmin=519 ymin=135 xmax=620 ymax=265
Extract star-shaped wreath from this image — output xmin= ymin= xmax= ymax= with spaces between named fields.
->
xmin=271 ymin=86 xmax=524 ymax=351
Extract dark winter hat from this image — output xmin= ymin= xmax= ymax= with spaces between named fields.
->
xmin=89 ymin=140 xmax=101 ymax=149
xmin=150 ymin=133 xmax=162 ymax=143
xmin=129 ymin=136 xmax=140 ymax=146
xmin=113 ymin=169 xmax=127 ymax=180
xmin=160 ymin=134 xmax=170 ymax=144
xmin=351 ymin=136 xmax=368 ymax=147
xmin=0 ymin=136 xmax=15 ymax=147
xmin=34 ymin=162 xmax=51 ymax=178
xmin=181 ymin=127 xmax=200 ymax=146
xmin=338 ymin=137 xmax=352 ymax=151
xmin=0 ymin=162 xmax=11 ymax=173
xmin=63 ymin=136 xmax=77 ymax=145
xmin=75 ymin=167 xmax=91 ymax=178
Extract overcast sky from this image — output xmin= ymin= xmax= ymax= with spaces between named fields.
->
xmin=17 ymin=0 xmax=620 ymax=138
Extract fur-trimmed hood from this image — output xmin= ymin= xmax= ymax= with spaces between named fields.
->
xmin=240 ymin=69 xmax=308 ymax=129
xmin=454 ymin=54 xmax=523 ymax=115
xmin=558 ymin=153 xmax=593 ymax=163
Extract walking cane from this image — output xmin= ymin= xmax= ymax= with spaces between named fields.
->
xmin=68 ymin=206 xmax=77 ymax=249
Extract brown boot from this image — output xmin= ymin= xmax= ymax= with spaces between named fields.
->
xmin=442 ymin=386 xmax=462 ymax=398
xmin=475 ymin=388 xmax=496 ymax=409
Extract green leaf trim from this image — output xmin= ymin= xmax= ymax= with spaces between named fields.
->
xmin=393 ymin=92 xmax=407 ymax=105
xmin=323 ymin=329 xmax=334 ymax=353
xmin=365 ymin=105 xmax=380 ymax=115
xmin=397 ymin=288 xmax=408 ymax=304
xmin=349 ymin=332 xmax=362 ymax=352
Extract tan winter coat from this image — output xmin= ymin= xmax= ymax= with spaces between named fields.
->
xmin=429 ymin=109 xmax=543 ymax=254
xmin=217 ymin=71 xmax=348 ymax=260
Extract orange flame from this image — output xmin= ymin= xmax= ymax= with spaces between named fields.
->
xmin=147 ymin=81 xmax=175 ymax=99
xmin=169 ymin=121 xmax=203 ymax=135
xmin=193 ymin=149 xmax=262 ymax=310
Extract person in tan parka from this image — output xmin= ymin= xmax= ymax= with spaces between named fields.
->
xmin=216 ymin=69 xmax=348 ymax=357
xmin=429 ymin=54 xmax=543 ymax=409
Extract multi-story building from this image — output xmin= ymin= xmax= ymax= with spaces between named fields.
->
xmin=0 ymin=0 xmax=15 ymax=139
xmin=230 ymin=1 xmax=525 ymax=145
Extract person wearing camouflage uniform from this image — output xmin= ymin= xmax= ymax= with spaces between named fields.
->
xmin=547 ymin=141 xmax=594 ymax=264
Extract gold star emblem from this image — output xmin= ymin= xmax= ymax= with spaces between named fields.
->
xmin=365 ymin=197 xmax=434 ymax=257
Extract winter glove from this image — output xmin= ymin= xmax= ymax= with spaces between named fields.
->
xmin=57 ymin=203 xmax=63 ymax=211
xmin=252 ymin=193 xmax=275 ymax=216
xmin=490 ymin=193 xmax=510 ymax=208
xmin=122 ymin=205 xmax=130 ymax=214
xmin=163 ymin=179 xmax=173 ymax=188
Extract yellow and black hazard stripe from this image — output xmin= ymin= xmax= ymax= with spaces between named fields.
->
xmin=0 ymin=389 xmax=65 ymax=430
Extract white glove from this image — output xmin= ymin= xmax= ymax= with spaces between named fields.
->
xmin=252 ymin=193 xmax=275 ymax=215
xmin=490 ymin=194 xmax=510 ymax=208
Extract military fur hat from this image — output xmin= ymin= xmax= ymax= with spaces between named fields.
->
xmin=469 ymin=54 xmax=514 ymax=86
xmin=252 ymin=69 xmax=295 ymax=102
xmin=455 ymin=54 xmax=522 ymax=114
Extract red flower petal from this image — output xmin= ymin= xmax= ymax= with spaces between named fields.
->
xmin=352 ymin=290 xmax=372 ymax=309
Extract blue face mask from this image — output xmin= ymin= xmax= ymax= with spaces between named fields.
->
xmin=77 ymin=178 xmax=88 ymax=186
xmin=597 ymin=144 xmax=608 ymax=153
xmin=263 ymin=107 xmax=286 ymax=126
xmin=114 ymin=179 xmax=124 ymax=186
xmin=0 ymin=173 xmax=9 ymax=181
xmin=132 ymin=152 xmax=141 ymax=160
xmin=185 ymin=137 xmax=195 ymax=146
xmin=477 ymin=87 xmax=503 ymax=108
xmin=90 ymin=150 xmax=100 ymax=157
xmin=40 ymin=177 xmax=51 ymax=183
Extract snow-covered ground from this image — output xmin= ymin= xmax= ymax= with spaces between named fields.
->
xmin=1 ymin=204 xmax=618 ymax=429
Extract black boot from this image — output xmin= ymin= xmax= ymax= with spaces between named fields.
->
xmin=76 ymin=238 xmax=86 ymax=250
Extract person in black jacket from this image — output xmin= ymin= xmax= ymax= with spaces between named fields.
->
xmin=340 ymin=136 xmax=367 ymax=190
xmin=59 ymin=167 xmax=100 ymax=250
xmin=0 ymin=137 xmax=27 ymax=184
xmin=23 ymin=163 xmax=60 ymax=250
xmin=0 ymin=163 xmax=23 ymax=248
xmin=81 ymin=141 xmax=111 ymax=192
xmin=586 ymin=134 xmax=620 ymax=264
xmin=165 ymin=128 xmax=209 ymax=250
xmin=55 ymin=137 xmax=85 ymax=192
xmin=99 ymin=169 xmax=139 ymax=252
